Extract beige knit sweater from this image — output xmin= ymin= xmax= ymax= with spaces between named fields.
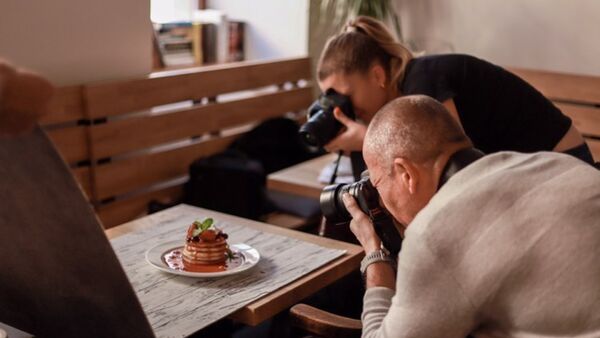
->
xmin=362 ymin=152 xmax=600 ymax=338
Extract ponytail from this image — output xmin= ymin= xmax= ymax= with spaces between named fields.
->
xmin=318 ymin=16 xmax=413 ymax=89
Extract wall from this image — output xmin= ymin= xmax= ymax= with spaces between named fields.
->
xmin=207 ymin=0 xmax=309 ymax=61
xmin=396 ymin=0 xmax=600 ymax=76
xmin=0 ymin=0 xmax=152 ymax=86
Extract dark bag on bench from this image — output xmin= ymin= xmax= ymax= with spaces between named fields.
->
xmin=182 ymin=149 xmax=272 ymax=220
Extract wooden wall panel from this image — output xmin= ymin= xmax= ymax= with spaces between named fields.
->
xmin=46 ymin=126 xmax=89 ymax=164
xmin=40 ymin=86 xmax=86 ymax=125
xmin=555 ymin=103 xmax=600 ymax=138
xmin=72 ymin=166 xmax=92 ymax=199
xmin=97 ymin=185 xmax=182 ymax=229
xmin=510 ymin=67 xmax=600 ymax=105
xmin=94 ymin=135 xmax=237 ymax=200
xmin=89 ymin=87 xmax=311 ymax=158
xmin=85 ymin=58 xmax=311 ymax=118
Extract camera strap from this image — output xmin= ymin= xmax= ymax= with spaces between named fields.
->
xmin=437 ymin=147 xmax=485 ymax=190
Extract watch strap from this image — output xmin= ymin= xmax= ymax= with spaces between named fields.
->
xmin=360 ymin=248 xmax=392 ymax=275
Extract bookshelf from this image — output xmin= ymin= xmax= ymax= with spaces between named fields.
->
xmin=152 ymin=9 xmax=245 ymax=70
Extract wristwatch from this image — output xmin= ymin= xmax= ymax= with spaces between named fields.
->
xmin=360 ymin=243 xmax=392 ymax=275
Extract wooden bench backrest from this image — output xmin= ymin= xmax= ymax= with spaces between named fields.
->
xmin=43 ymin=57 xmax=313 ymax=228
xmin=40 ymin=86 xmax=93 ymax=198
xmin=509 ymin=67 xmax=600 ymax=161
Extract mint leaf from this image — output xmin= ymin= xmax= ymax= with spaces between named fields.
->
xmin=192 ymin=220 xmax=204 ymax=237
xmin=226 ymin=248 xmax=235 ymax=260
xmin=200 ymin=218 xmax=214 ymax=231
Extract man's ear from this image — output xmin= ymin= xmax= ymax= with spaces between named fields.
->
xmin=393 ymin=157 xmax=419 ymax=195
xmin=369 ymin=63 xmax=387 ymax=88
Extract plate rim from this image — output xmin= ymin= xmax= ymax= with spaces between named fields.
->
xmin=145 ymin=240 xmax=260 ymax=278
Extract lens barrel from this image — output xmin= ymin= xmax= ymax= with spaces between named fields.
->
xmin=298 ymin=88 xmax=355 ymax=148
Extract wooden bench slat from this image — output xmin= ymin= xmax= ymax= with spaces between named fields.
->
xmin=90 ymin=87 xmax=312 ymax=158
xmin=216 ymin=87 xmax=312 ymax=128
xmin=94 ymin=135 xmax=237 ymax=200
xmin=85 ymin=58 xmax=311 ymax=118
xmin=72 ymin=166 xmax=93 ymax=199
xmin=46 ymin=126 xmax=89 ymax=164
xmin=41 ymin=86 xmax=86 ymax=125
xmin=510 ymin=67 xmax=600 ymax=105
xmin=555 ymin=103 xmax=600 ymax=138
xmin=97 ymin=185 xmax=182 ymax=229
xmin=587 ymin=139 xmax=600 ymax=162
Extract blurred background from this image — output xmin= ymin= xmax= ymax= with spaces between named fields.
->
xmin=1 ymin=0 xmax=599 ymax=86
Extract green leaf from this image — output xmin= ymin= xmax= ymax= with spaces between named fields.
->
xmin=200 ymin=218 xmax=214 ymax=231
xmin=226 ymin=248 xmax=235 ymax=260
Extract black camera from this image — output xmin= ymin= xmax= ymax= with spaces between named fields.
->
xmin=320 ymin=173 xmax=403 ymax=256
xmin=298 ymin=88 xmax=355 ymax=148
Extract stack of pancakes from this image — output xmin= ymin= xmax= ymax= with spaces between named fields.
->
xmin=182 ymin=236 xmax=228 ymax=265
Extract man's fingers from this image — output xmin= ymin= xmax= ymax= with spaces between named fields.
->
xmin=342 ymin=193 xmax=366 ymax=219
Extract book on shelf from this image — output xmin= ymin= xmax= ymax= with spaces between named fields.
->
xmin=227 ymin=21 xmax=245 ymax=62
xmin=154 ymin=22 xmax=198 ymax=67
xmin=152 ymin=11 xmax=246 ymax=68
xmin=193 ymin=9 xmax=228 ymax=64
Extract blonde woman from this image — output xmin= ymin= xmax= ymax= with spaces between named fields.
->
xmin=318 ymin=16 xmax=593 ymax=164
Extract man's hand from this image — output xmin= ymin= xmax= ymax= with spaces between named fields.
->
xmin=0 ymin=60 xmax=54 ymax=136
xmin=342 ymin=193 xmax=381 ymax=254
xmin=324 ymin=107 xmax=367 ymax=154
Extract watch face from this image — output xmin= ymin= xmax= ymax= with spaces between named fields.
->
xmin=380 ymin=243 xmax=390 ymax=256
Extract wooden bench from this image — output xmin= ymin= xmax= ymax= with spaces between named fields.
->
xmin=510 ymin=67 xmax=600 ymax=161
xmin=41 ymin=57 xmax=314 ymax=228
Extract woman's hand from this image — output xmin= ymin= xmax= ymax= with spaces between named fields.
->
xmin=324 ymin=107 xmax=367 ymax=153
xmin=342 ymin=193 xmax=381 ymax=253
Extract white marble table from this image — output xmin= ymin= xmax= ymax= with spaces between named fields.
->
xmin=106 ymin=204 xmax=363 ymax=337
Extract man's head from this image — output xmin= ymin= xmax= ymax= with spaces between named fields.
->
xmin=364 ymin=95 xmax=472 ymax=225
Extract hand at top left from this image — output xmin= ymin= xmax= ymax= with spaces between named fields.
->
xmin=0 ymin=59 xmax=54 ymax=136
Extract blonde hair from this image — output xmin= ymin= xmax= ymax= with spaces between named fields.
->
xmin=318 ymin=16 xmax=413 ymax=89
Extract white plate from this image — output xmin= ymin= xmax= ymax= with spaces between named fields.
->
xmin=145 ymin=241 xmax=260 ymax=278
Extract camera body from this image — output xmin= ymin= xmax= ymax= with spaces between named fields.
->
xmin=320 ymin=173 xmax=403 ymax=256
xmin=298 ymin=88 xmax=355 ymax=147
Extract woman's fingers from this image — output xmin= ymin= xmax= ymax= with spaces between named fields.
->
xmin=333 ymin=107 xmax=353 ymax=126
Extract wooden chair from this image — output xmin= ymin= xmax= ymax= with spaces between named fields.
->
xmin=290 ymin=304 xmax=361 ymax=338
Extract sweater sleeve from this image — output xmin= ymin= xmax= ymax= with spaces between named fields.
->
xmin=361 ymin=232 xmax=477 ymax=338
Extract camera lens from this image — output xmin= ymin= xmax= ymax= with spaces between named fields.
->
xmin=298 ymin=109 xmax=340 ymax=148
xmin=320 ymin=176 xmax=377 ymax=223
xmin=320 ymin=176 xmax=404 ymax=256
xmin=320 ymin=183 xmax=351 ymax=223
xmin=298 ymin=89 xmax=355 ymax=148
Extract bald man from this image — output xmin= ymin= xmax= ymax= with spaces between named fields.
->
xmin=0 ymin=59 xmax=54 ymax=136
xmin=343 ymin=95 xmax=600 ymax=338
